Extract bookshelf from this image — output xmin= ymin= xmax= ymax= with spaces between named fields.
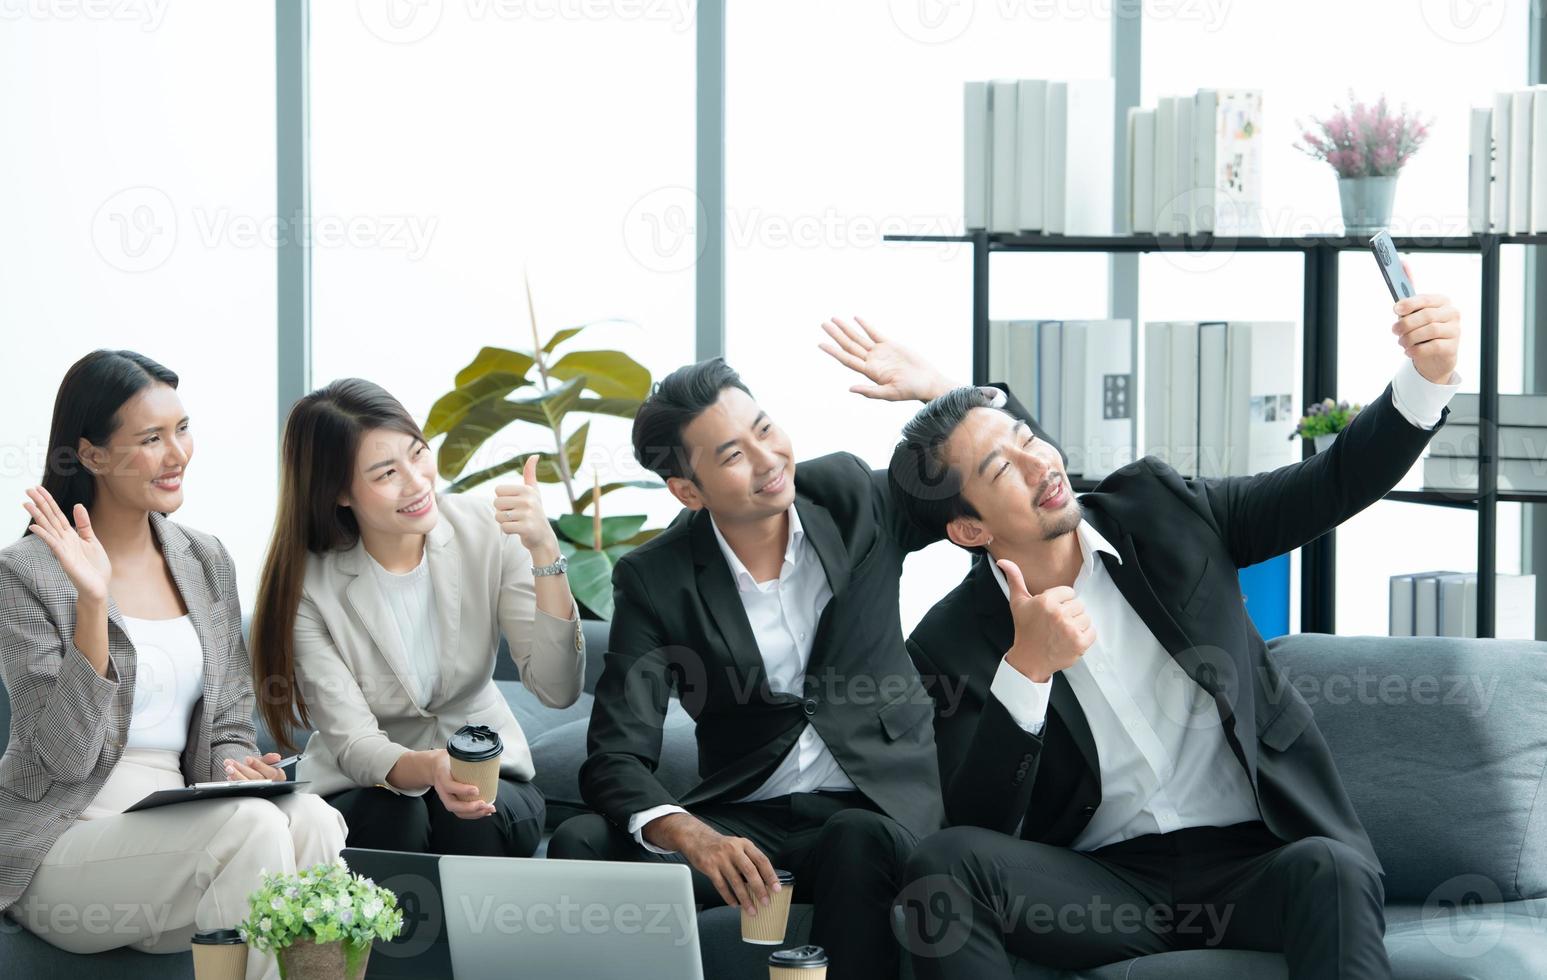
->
xmin=885 ymin=230 xmax=1547 ymax=637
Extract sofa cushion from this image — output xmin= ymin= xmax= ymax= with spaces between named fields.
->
xmin=528 ymin=697 xmax=700 ymax=830
xmin=1267 ymin=635 xmax=1547 ymax=903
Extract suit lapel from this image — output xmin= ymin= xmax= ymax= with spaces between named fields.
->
xmin=795 ymin=496 xmax=850 ymax=601
xmin=970 ymin=556 xmax=1099 ymax=777
xmin=689 ymin=511 xmax=769 ymax=690
xmin=423 ymin=514 xmax=459 ymax=705
xmin=338 ymin=539 xmax=430 ymax=715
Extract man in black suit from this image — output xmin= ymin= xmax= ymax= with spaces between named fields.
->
xmin=548 ymin=318 xmax=1045 ymax=980
xmin=890 ymin=289 xmax=1462 ymax=979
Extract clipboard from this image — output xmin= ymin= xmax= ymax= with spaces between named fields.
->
xmin=124 ymin=780 xmax=311 ymax=814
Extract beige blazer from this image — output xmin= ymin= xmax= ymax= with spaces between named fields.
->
xmin=0 ymin=514 xmax=258 ymax=913
xmin=293 ymin=493 xmax=584 ymax=797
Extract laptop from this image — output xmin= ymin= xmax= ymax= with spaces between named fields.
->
xmin=438 ymin=856 xmax=704 ymax=980
xmin=341 ymin=848 xmax=454 ymax=980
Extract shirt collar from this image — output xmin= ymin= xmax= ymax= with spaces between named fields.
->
xmin=710 ymin=504 xmax=804 ymax=592
xmin=987 ymin=519 xmax=1121 ymax=600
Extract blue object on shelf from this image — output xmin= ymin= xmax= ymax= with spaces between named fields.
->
xmin=1239 ymin=553 xmax=1291 ymax=639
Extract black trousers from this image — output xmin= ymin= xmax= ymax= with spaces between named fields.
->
xmin=547 ymin=792 xmax=916 ymax=980
xmin=325 ymin=777 xmax=545 ymax=857
xmin=901 ymin=821 xmax=1389 ymax=980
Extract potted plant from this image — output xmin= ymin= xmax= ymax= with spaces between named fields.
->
xmin=1290 ymin=397 xmax=1362 ymax=453
xmin=1295 ymin=93 xmax=1431 ymax=234
xmin=423 ymin=276 xmax=663 ymax=619
xmin=239 ymin=859 xmax=403 ymax=980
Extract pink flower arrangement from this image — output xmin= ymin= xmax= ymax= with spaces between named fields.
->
xmin=1295 ymin=93 xmax=1432 ymax=179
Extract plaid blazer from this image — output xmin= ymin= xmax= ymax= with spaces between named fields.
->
xmin=0 ymin=513 xmax=258 ymax=913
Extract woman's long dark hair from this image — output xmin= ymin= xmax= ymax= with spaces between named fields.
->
xmin=29 ymin=350 xmax=179 ymax=536
xmin=251 ymin=379 xmax=427 ymax=752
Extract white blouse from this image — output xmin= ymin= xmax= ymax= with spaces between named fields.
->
xmin=119 ymin=614 xmax=204 ymax=753
xmin=367 ymin=551 xmax=441 ymax=707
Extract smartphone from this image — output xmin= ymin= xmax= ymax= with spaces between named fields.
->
xmin=1369 ymin=230 xmax=1415 ymax=302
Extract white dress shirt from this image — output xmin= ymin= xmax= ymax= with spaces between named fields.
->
xmin=119 ymin=614 xmax=205 ymax=754
xmin=630 ymin=504 xmax=856 ymax=853
xmin=988 ymin=363 xmax=1460 ymax=851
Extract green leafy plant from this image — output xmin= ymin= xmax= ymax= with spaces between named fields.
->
xmin=238 ymin=859 xmax=402 ymax=966
xmin=424 ymin=277 xmax=663 ymax=619
xmin=1290 ymin=397 xmax=1362 ymax=440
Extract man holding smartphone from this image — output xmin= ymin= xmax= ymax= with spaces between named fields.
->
xmin=890 ymin=276 xmax=1460 ymax=979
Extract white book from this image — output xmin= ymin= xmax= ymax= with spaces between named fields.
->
xmin=964 ymin=82 xmax=990 ymax=231
xmin=1498 ymin=574 xmax=1538 ymax=640
xmin=1063 ymin=78 xmax=1115 ymax=236
xmin=1229 ymin=321 xmax=1298 ymax=476
xmin=1437 ymin=572 xmax=1474 ymax=637
xmin=1005 ymin=320 xmax=1040 ymax=411
xmin=1427 ymin=424 xmax=1547 ymax=460
xmin=1167 ymin=321 xmax=1201 ymax=476
xmin=1060 ymin=322 xmax=1088 ymax=472
xmin=1470 ymin=107 xmax=1493 ymax=234
xmin=1129 ymin=108 xmax=1156 ymax=234
xmin=1153 ymin=98 xmax=1177 ymax=237
xmin=1066 ymin=319 xmax=1136 ymax=479
xmin=988 ymin=320 xmax=1010 ymax=383
xmin=990 ymin=80 xmax=1020 ymax=234
xmin=1016 ymin=79 xmax=1049 ymax=232
xmin=1492 ymin=92 xmax=1512 ymax=233
xmin=1196 ymin=321 xmax=1229 ymax=478
xmin=1212 ymin=90 xmax=1264 ymax=235
xmin=1170 ymin=94 xmax=1194 ymax=234
xmin=1193 ymin=89 xmax=1217 ymax=234
xmin=1511 ymin=90 xmax=1533 ymax=234
xmin=1534 ymin=91 xmax=1547 ymax=233
xmin=1423 ymin=456 xmax=1547 ymax=493
xmin=1043 ymin=82 xmax=1069 ymax=235
xmin=1414 ymin=571 xmax=1456 ymax=636
xmin=1037 ymin=320 xmax=1064 ymax=440
xmin=1143 ymin=321 xmax=1172 ymax=462
xmin=1451 ymin=392 xmax=1547 ymax=426
xmin=1389 ymin=574 xmax=1417 ymax=637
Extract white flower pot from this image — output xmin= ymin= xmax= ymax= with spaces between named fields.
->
xmin=1313 ymin=434 xmax=1338 ymax=453
xmin=1338 ymin=176 xmax=1398 ymax=236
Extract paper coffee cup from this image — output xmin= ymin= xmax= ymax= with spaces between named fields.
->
xmin=741 ymin=869 xmax=796 ymax=945
xmin=191 ymin=929 xmax=247 ymax=980
xmin=446 ymin=724 xmax=503 ymax=804
xmin=769 ymin=944 xmax=828 ymax=979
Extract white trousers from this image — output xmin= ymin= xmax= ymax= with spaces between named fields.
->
xmin=11 ymin=749 xmax=348 ymax=980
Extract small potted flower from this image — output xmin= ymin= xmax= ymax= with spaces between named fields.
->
xmin=1290 ymin=398 xmax=1362 ymax=453
xmin=239 ymin=859 xmax=403 ymax=980
xmin=1295 ymin=93 xmax=1431 ymax=234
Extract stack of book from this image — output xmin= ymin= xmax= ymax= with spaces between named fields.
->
xmin=1468 ymin=87 xmax=1547 ymax=234
xmin=964 ymin=79 xmax=1114 ymax=235
xmin=1143 ymin=321 xmax=1298 ymax=478
xmin=987 ymin=319 xmax=1136 ymax=478
xmin=1124 ymin=90 xmax=1264 ymax=236
xmin=1389 ymin=571 xmax=1536 ymax=639
xmin=1422 ymin=393 xmax=1547 ymax=493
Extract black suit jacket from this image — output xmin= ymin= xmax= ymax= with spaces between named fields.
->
xmin=908 ymin=381 xmax=1447 ymax=872
xmin=580 ymin=393 xmax=1044 ymax=840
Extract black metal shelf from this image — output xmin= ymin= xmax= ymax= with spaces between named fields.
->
xmin=886 ymin=229 xmax=1522 ymax=637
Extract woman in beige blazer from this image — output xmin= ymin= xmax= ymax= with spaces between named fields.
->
xmin=0 ymin=350 xmax=346 ymax=980
xmin=251 ymin=378 xmax=584 ymax=858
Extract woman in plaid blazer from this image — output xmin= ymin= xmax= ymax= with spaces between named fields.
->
xmin=0 ymin=350 xmax=345 ymax=980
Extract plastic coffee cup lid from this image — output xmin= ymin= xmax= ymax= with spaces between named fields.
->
xmin=768 ymin=945 xmax=828 ymax=967
xmin=192 ymin=929 xmax=244 ymax=945
xmin=774 ymin=869 xmax=795 ymax=885
xmin=447 ymin=724 xmax=503 ymax=762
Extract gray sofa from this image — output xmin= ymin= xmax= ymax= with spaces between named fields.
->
xmin=3 ymin=629 xmax=1547 ymax=978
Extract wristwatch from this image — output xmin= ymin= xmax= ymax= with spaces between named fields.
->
xmin=532 ymin=554 xmax=569 ymax=578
